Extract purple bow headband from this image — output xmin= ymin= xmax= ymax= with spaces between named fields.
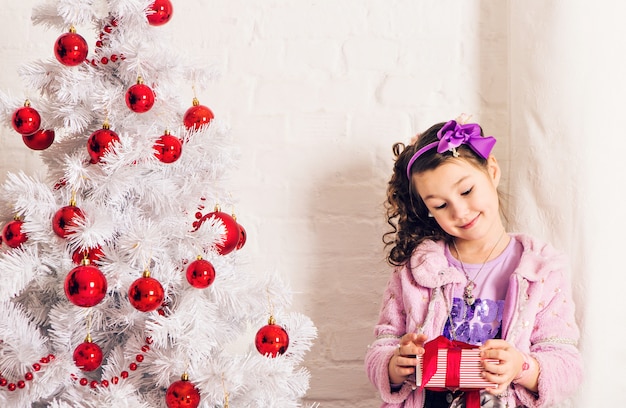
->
xmin=406 ymin=120 xmax=497 ymax=178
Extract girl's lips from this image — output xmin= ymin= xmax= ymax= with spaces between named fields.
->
xmin=460 ymin=215 xmax=479 ymax=229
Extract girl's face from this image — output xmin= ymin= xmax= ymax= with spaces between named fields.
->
xmin=413 ymin=156 xmax=502 ymax=244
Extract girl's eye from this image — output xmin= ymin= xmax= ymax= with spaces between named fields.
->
xmin=434 ymin=203 xmax=446 ymax=210
xmin=461 ymin=187 xmax=473 ymax=196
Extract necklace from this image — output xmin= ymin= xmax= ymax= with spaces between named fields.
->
xmin=452 ymin=230 xmax=506 ymax=306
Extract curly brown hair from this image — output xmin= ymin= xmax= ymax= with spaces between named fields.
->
xmin=383 ymin=122 xmax=490 ymax=266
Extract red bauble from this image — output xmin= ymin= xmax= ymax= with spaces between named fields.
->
xmin=87 ymin=125 xmax=120 ymax=164
xmin=236 ymin=223 xmax=247 ymax=250
xmin=185 ymin=258 xmax=216 ymax=289
xmin=255 ymin=320 xmax=289 ymax=357
xmin=23 ymin=129 xmax=55 ymax=150
xmin=52 ymin=205 xmax=85 ymax=238
xmin=183 ymin=98 xmax=214 ymax=130
xmin=2 ymin=219 xmax=28 ymax=248
xmin=208 ymin=210 xmax=240 ymax=255
xmin=72 ymin=246 xmax=105 ymax=265
xmin=154 ymin=132 xmax=182 ymax=163
xmin=54 ymin=29 xmax=88 ymax=66
xmin=128 ymin=274 xmax=164 ymax=312
xmin=64 ymin=263 xmax=108 ymax=307
xmin=73 ymin=340 xmax=103 ymax=371
xmin=147 ymin=0 xmax=174 ymax=26
xmin=165 ymin=377 xmax=201 ymax=408
xmin=12 ymin=103 xmax=41 ymax=136
xmin=126 ymin=79 xmax=155 ymax=113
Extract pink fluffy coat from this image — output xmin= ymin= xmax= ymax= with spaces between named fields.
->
xmin=364 ymin=234 xmax=582 ymax=407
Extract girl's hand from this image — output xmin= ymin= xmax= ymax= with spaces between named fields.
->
xmin=388 ymin=333 xmax=428 ymax=386
xmin=480 ymin=339 xmax=538 ymax=394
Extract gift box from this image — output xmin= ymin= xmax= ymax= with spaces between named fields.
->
xmin=416 ymin=335 xmax=497 ymax=390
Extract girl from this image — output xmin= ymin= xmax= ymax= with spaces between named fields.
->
xmin=364 ymin=118 xmax=582 ymax=408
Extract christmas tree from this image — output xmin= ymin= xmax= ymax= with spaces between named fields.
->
xmin=0 ymin=1 xmax=316 ymax=407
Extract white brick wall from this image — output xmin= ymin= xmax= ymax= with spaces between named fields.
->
xmin=7 ymin=1 xmax=623 ymax=406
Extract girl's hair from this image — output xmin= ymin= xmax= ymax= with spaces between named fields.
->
xmin=383 ymin=122 xmax=490 ymax=266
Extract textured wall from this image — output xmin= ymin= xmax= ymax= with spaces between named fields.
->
xmin=4 ymin=1 xmax=620 ymax=407
xmin=507 ymin=2 xmax=626 ymax=407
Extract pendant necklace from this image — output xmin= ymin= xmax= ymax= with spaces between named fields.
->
xmin=452 ymin=230 xmax=506 ymax=306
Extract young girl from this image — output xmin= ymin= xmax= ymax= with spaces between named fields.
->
xmin=365 ymin=118 xmax=582 ymax=408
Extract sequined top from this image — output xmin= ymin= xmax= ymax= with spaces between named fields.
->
xmin=364 ymin=233 xmax=582 ymax=408
xmin=442 ymin=238 xmax=521 ymax=345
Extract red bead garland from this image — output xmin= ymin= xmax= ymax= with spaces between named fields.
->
xmin=0 ymin=354 xmax=55 ymax=393
xmin=71 ymin=336 xmax=153 ymax=389
xmin=89 ymin=17 xmax=125 ymax=68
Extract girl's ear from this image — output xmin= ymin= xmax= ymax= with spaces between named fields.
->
xmin=487 ymin=155 xmax=501 ymax=187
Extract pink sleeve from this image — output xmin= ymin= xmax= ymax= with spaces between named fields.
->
xmin=513 ymin=254 xmax=583 ymax=407
xmin=364 ymin=268 xmax=425 ymax=405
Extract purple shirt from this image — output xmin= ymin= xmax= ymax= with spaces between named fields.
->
xmin=443 ymin=236 xmax=523 ymax=345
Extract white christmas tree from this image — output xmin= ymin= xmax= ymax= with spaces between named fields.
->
xmin=0 ymin=0 xmax=317 ymax=407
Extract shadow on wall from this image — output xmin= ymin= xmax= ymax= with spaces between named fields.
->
xmin=476 ymin=2 xmax=510 ymax=205
xmin=301 ymin=154 xmax=392 ymax=407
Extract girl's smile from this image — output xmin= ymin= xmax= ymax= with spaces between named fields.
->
xmin=460 ymin=214 xmax=479 ymax=230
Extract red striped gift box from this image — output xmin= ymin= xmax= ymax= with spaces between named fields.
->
xmin=416 ymin=347 xmax=498 ymax=389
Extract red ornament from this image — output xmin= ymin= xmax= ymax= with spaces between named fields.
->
xmin=255 ymin=317 xmax=289 ymax=357
xmin=65 ymin=262 xmax=108 ymax=307
xmin=183 ymin=98 xmax=214 ymax=130
xmin=23 ymin=129 xmax=55 ymax=150
xmin=2 ymin=219 xmax=28 ymax=248
xmin=185 ymin=257 xmax=216 ymax=289
xmin=236 ymin=223 xmax=246 ymax=250
xmin=54 ymin=27 xmax=88 ymax=66
xmin=87 ymin=122 xmax=120 ymax=164
xmin=126 ymin=77 xmax=155 ymax=113
xmin=165 ymin=374 xmax=200 ymax=408
xmin=52 ymin=204 xmax=85 ymax=238
xmin=73 ymin=337 xmax=103 ymax=371
xmin=210 ymin=209 xmax=240 ymax=255
xmin=154 ymin=131 xmax=182 ymax=163
xmin=12 ymin=101 xmax=41 ymax=136
xmin=147 ymin=0 xmax=174 ymax=26
xmin=128 ymin=272 xmax=164 ymax=312
xmin=72 ymin=245 xmax=105 ymax=265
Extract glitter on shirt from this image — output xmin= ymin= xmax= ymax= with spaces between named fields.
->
xmin=443 ymin=297 xmax=504 ymax=345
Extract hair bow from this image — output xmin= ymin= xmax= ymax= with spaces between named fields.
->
xmin=406 ymin=120 xmax=496 ymax=178
xmin=436 ymin=120 xmax=495 ymax=158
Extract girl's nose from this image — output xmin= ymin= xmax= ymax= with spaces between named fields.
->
xmin=450 ymin=201 xmax=469 ymax=220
